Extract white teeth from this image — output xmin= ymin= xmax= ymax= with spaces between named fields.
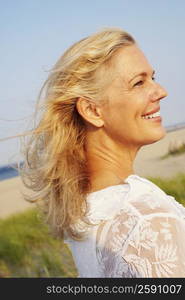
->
xmin=142 ymin=111 xmax=160 ymax=119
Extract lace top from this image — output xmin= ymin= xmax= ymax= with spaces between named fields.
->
xmin=64 ymin=174 xmax=185 ymax=277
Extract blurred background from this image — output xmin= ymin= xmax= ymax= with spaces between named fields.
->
xmin=0 ymin=0 xmax=185 ymax=277
xmin=1 ymin=0 xmax=185 ymax=167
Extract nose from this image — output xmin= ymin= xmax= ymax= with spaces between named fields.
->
xmin=151 ymin=82 xmax=168 ymax=102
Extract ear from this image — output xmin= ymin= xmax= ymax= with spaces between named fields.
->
xmin=76 ymin=97 xmax=104 ymax=128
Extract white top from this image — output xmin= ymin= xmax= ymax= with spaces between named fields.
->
xmin=64 ymin=174 xmax=185 ymax=277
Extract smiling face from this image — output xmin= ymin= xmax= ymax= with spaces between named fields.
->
xmin=99 ymin=44 xmax=168 ymax=147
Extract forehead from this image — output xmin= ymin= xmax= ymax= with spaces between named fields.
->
xmin=111 ymin=45 xmax=153 ymax=80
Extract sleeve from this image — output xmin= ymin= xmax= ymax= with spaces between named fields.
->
xmin=96 ymin=210 xmax=185 ymax=277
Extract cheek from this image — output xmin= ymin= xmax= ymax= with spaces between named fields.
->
xmin=103 ymin=106 xmax=135 ymax=141
xmin=103 ymin=102 xmax=125 ymax=124
xmin=129 ymin=91 xmax=149 ymax=117
xmin=102 ymin=105 xmax=123 ymax=132
xmin=104 ymin=100 xmax=138 ymax=126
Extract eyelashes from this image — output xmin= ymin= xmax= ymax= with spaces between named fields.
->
xmin=133 ymin=80 xmax=144 ymax=87
xmin=133 ymin=76 xmax=156 ymax=87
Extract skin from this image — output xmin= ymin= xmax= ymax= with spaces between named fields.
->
xmin=76 ymin=45 xmax=168 ymax=192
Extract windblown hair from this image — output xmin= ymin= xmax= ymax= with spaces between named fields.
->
xmin=20 ymin=28 xmax=135 ymax=240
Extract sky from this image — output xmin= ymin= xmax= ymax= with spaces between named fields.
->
xmin=0 ymin=0 xmax=185 ymax=166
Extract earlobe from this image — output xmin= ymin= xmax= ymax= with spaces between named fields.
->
xmin=76 ymin=97 xmax=104 ymax=128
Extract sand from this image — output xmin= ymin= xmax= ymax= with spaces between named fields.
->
xmin=134 ymin=127 xmax=185 ymax=178
xmin=0 ymin=127 xmax=185 ymax=219
xmin=0 ymin=176 xmax=34 ymax=219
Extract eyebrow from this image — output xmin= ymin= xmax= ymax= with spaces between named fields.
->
xmin=129 ymin=70 xmax=155 ymax=83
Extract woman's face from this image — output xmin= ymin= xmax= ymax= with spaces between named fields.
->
xmin=100 ymin=44 xmax=168 ymax=148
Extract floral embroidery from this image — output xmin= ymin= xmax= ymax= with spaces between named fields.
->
xmin=153 ymin=244 xmax=177 ymax=277
xmin=66 ymin=175 xmax=185 ymax=277
xmin=159 ymin=221 xmax=172 ymax=241
xmin=129 ymin=220 xmax=158 ymax=252
xmin=96 ymin=209 xmax=185 ymax=277
xmin=124 ymin=254 xmax=152 ymax=277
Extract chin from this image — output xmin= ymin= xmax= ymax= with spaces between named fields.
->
xmin=148 ymin=127 xmax=166 ymax=144
xmin=141 ymin=126 xmax=166 ymax=146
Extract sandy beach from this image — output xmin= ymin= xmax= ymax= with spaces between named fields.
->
xmin=134 ymin=127 xmax=185 ymax=178
xmin=0 ymin=176 xmax=34 ymax=219
xmin=0 ymin=127 xmax=185 ymax=219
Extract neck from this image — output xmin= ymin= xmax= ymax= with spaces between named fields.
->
xmin=85 ymin=129 xmax=140 ymax=192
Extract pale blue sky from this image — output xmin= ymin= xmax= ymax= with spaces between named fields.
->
xmin=0 ymin=0 xmax=185 ymax=166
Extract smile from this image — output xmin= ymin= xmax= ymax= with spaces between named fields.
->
xmin=141 ymin=111 xmax=160 ymax=119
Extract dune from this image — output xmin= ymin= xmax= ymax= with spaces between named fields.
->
xmin=0 ymin=127 xmax=185 ymax=218
xmin=134 ymin=127 xmax=185 ymax=178
xmin=0 ymin=176 xmax=34 ymax=219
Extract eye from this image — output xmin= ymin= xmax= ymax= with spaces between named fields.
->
xmin=133 ymin=80 xmax=144 ymax=87
xmin=152 ymin=76 xmax=156 ymax=81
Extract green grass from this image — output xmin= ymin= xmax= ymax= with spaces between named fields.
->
xmin=0 ymin=172 xmax=185 ymax=278
xmin=0 ymin=209 xmax=77 ymax=278
xmin=146 ymin=172 xmax=185 ymax=205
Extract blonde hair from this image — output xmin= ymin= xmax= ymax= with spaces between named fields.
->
xmin=20 ymin=28 xmax=135 ymax=240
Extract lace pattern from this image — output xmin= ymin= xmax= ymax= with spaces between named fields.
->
xmin=65 ymin=175 xmax=185 ymax=277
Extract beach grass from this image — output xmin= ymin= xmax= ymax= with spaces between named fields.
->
xmin=147 ymin=172 xmax=185 ymax=205
xmin=0 ymin=172 xmax=185 ymax=278
xmin=0 ymin=209 xmax=77 ymax=278
xmin=161 ymin=142 xmax=185 ymax=159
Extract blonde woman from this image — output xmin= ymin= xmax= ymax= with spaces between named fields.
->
xmin=21 ymin=28 xmax=185 ymax=277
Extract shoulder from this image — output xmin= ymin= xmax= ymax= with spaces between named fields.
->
xmin=86 ymin=174 xmax=183 ymax=224
xmin=124 ymin=175 xmax=185 ymax=219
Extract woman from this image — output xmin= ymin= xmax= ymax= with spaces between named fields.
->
xmin=21 ymin=28 xmax=185 ymax=277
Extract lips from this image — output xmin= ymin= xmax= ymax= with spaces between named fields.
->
xmin=141 ymin=107 xmax=160 ymax=117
